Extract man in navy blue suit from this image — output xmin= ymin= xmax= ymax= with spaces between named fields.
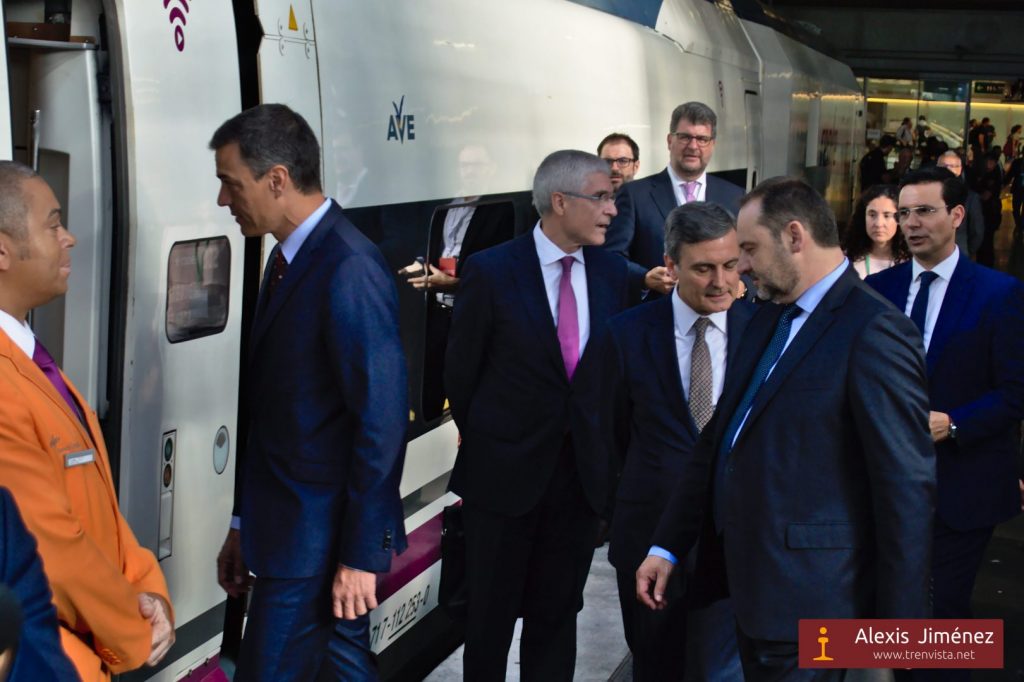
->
xmin=445 ymin=150 xmax=631 ymax=680
xmin=866 ymin=167 xmax=1024 ymax=681
xmin=594 ymin=202 xmax=752 ymax=681
xmin=0 ymin=487 xmax=78 ymax=681
xmin=605 ymin=102 xmax=744 ymax=296
xmin=637 ymin=178 xmax=935 ymax=681
xmin=211 ymin=104 xmax=408 ymax=682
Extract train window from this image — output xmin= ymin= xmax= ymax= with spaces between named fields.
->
xmin=165 ymin=237 xmax=231 ymax=343
xmin=420 ymin=199 xmax=516 ymax=422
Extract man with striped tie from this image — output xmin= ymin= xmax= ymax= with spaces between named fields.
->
xmin=637 ymin=178 xmax=935 ymax=681
xmin=594 ymin=201 xmax=753 ymax=681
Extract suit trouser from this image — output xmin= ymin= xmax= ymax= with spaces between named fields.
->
xmin=461 ymin=444 xmax=599 ymax=681
xmin=907 ymin=519 xmax=994 ymax=682
xmin=615 ymin=567 xmax=687 ymax=681
xmin=736 ymin=629 xmax=848 ymax=682
xmin=236 ymin=572 xmax=376 ymax=682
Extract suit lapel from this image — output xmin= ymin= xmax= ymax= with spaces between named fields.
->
xmin=926 ymin=253 xmax=974 ymax=374
xmin=0 ymin=332 xmax=96 ymax=449
xmin=250 ymin=203 xmax=338 ymax=355
xmin=732 ymin=269 xmax=854 ymax=451
xmin=650 ymin=170 xmax=678 ymax=221
xmin=510 ymin=235 xmax=566 ymax=379
xmin=712 ymin=304 xmax=778 ymax=450
xmin=644 ymin=297 xmax=695 ymax=437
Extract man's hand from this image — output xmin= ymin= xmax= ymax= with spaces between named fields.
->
xmin=929 ymin=411 xmax=951 ymax=442
xmin=644 ymin=266 xmax=676 ymax=295
xmin=407 ymin=264 xmax=459 ymax=292
xmin=138 ymin=592 xmax=175 ymax=667
xmin=332 ymin=566 xmax=378 ymax=620
xmin=636 ymin=555 xmax=675 ymax=611
xmin=216 ymin=528 xmax=252 ymax=598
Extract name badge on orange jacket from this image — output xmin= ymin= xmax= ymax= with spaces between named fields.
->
xmin=64 ymin=449 xmax=95 ymax=468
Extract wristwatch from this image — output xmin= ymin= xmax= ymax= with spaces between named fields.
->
xmin=947 ymin=418 xmax=958 ymax=440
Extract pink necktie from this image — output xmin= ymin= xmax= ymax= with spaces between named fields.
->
xmin=557 ymin=256 xmax=579 ymax=380
xmin=33 ymin=340 xmax=84 ymax=424
xmin=682 ymin=181 xmax=700 ymax=203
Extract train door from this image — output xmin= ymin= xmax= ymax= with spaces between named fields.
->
xmin=0 ymin=4 xmax=11 ymax=158
xmin=744 ymin=88 xmax=763 ymax=190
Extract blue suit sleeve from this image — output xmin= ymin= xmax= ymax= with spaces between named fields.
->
xmin=605 ymin=184 xmax=650 ymax=289
xmin=1 ymin=489 xmax=80 ymax=682
xmin=325 ymin=254 xmax=409 ymax=572
xmin=949 ymin=282 xmax=1024 ymax=446
xmin=848 ymin=310 xmax=935 ymax=618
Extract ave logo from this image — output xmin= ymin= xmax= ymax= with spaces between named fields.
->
xmin=387 ymin=96 xmax=415 ymax=143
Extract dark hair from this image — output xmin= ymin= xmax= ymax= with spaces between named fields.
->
xmin=0 ymin=161 xmax=39 ymax=240
xmin=669 ymin=101 xmax=717 ymax=137
xmin=209 ymin=103 xmax=322 ymax=194
xmin=1011 ymin=124 xmax=1022 ymax=135
xmin=880 ymin=134 xmax=897 ymax=149
xmin=842 ymin=184 xmax=909 ymax=264
xmin=739 ymin=176 xmax=839 ymax=247
xmin=597 ymin=133 xmax=639 ymax=161
xmin=899 ymin=167 xmax=967 ymax=210
xmin=663 ymin=201 xmax=735 ymax=262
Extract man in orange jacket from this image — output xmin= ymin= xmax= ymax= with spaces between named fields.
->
xmin=0 ymin=161 xmax=174 ymax=681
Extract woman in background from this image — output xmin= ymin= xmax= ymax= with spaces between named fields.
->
xmin=843 ymin=184 xmax=910 ymax=278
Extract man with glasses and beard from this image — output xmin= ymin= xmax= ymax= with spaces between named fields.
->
xmin=606 ymin=102 xmax=743 ymax=297
xmin=598 ymin=133 xmax=640 ymax=193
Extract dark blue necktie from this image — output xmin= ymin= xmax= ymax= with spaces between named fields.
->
xmin=909 ymin=271 xmax=938 ymax=336
xmin=713 ymin=303 xmax=802 ymax=531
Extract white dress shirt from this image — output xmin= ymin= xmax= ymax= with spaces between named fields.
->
xmin=666 ymin=166 xmax=708 ymax=206
xmin=672 ymin=293 xmax=728 ymax=404
xmin=533 ymin=223 xmax=590 ymax=354
xmin=904 ymin=248 xmax=959 ymax=351
xmin=0 ymin=309 xmax=35 ymax=359
xmin=279 ymin=198 xmax=332 ymax=263
xmin=441 ymin=200 xmax=476 ymax=259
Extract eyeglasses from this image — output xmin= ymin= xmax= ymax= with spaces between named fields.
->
xmin=603 ymin=157 xmax=636 ymax=168
xmin=673 ymin=132 xmax=715 ymax=147
xmin=896 ymin=205 xmax=951 ymax=223
xmin=560 ymin=190 xmax=615 ymax=204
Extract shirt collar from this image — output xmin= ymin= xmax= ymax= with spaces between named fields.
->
xmin=665 ymin=165 xmax=707 ymax=193
xmin=795 ymin=258 xmax=850 ymax=316
xmin=533 ymin=222 xmax=585 ymax=266
xmin=0 ymin=309 xmax=35 ymax=358
xmin=671 ymin=291 xmax=728 ymax=337
xmin=280 ymin=198 xmax=332 ymax=263
xmin=911 ymin=246 xmax=959 ymax=283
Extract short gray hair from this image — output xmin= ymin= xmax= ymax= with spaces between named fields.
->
xmin=664 ymin=202 xmax=735 ymax=262
xmin=532 ymin=150 xmax=610 ymax=216
xmin=0 ymin=161 xmax=39 ymax=240
xmin=670 ymin=101 xmax=717 ymax=137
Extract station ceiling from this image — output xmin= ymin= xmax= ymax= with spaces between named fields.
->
xmin=759 ymin=1 xmax=1024 ymax=79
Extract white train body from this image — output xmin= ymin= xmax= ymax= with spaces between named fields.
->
xmin=0 ymin=0 xmax=862 ymax=678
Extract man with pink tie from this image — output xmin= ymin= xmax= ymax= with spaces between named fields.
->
xmin=445 ymin=150 xmax=632 ymax=680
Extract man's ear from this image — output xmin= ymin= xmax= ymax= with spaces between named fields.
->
xmin=0 ymin=236 xmax=13 ymax=272
xmin=785 ymin=220 xmax=805 ymax=253
xmin=266 ymin=164 xmax=290 ymax=197
xmin=663 ymin=253 xmax=677 ymax=278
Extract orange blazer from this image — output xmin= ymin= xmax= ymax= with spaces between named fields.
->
xmin=0 ymin=330 xmax=171 ymax=681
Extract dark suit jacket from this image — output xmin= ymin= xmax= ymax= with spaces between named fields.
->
xmin=654 ymin=267 xmax=935 ymax=641
xmin=956 ymin=190 xmax=985 ymax=257
xmin=599 ymin=297 xmax=755 ymax=573
xmin=866 ymin=253 xmax=1024 ymax=531
xmin=427 ymin=200 xmax=515 ymax=278
xmin=605 ymin=170 xmax=744 ymax=286
xmin=0 ymin=488 xmax=79 ymax=682
xmin=445 ymin=232 xmax=631 ymax=517
xmin=239 ymin=200 xmax=409 ymax=578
